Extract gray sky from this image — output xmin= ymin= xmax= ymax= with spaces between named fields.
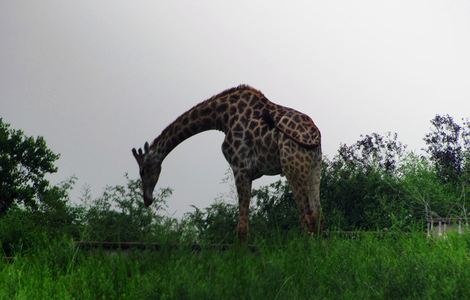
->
xmin=1 ymin=0 xmax=470 ymax=217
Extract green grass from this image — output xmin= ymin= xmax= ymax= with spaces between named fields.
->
xmin=1 ymin=232 xmax=469 ymax=299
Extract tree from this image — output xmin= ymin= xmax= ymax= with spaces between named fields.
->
xmin=424 ymin=115 xmax=467 ymax=183
xmin=83 ymin=174 xmax=174 ymax=242
xmin=0 ymin=118 xmax=59 ymax=214
xmin=337 ymin=132 xmax=406 ymax=173
xmin=321 ymin=132 xmax=409 ymax=230
xmin=251 ymin=180 xmax=298 ymax=235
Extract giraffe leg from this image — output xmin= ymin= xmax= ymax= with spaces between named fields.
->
xmin=287 ymin=176 xmax=319 ymax=233
xmin=280 ymin=136 xmax=322 ymax=234
xmin=308 ymin=146 xmax=323 ymax=233
xmin=233 ymin=171 xmax=252 ymax=242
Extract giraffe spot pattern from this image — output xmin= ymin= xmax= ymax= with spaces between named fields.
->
xmin=146 ymin=85 xmax=321 ymax=241
xmin=275 ymin=111 xmax=320 ymax=147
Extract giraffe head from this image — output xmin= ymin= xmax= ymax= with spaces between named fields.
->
xmin=132 ymin=142 xmax=161 ymax=207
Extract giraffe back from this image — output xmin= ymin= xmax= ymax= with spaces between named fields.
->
xmin=271 ymin=106 xmax=321 ymax=148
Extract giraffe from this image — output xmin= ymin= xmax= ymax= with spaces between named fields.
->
xmin=132 ymin=85 xmax=322 ymax=241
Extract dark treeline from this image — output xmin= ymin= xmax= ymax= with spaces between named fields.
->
xmin=0 ymin=115 xmax=469 ymax=252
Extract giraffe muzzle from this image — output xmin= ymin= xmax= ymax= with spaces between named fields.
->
xmin=143 ymin=190 xmax=154 ymax=207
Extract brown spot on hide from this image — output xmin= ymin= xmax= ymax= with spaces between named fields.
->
xmin=190 ymin=123 xmax=199 ymax=132
xmin=217 ymin=103 xmax=228 ymax=113
xmin=234 ymin=123 xmax=243 ymax=132
xmin=230 ymin=94 xmax=240 ymax=103
xmin=201 ymin=107 xmax=212 ymax=116
xmin=248 ymin=121 xmax=257 ymax=130
xmin=232 ymin=156 xmax=239 ymax=165
xmin=241 ymin=92 xmax=252 ymax=100
xmin=260 ymin=126 xmax=268 ymax=136
xmin=253 ymin=102 xmax=263 ymax=110
xmin=201 ymin=118 xmax=212 ymax=128
xmin=230 ymin=106 xmax=237 ymax=115
xmin=190 ymin=110 xmax=199 ymax=119
xmin=250 ymin=95 xmax=259 ymax=106
xmin=237 ymin=101 xmax=247 ymax=114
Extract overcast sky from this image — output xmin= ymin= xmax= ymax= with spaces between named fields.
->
xmin=1 ymin=0 xmax=469 ymax=217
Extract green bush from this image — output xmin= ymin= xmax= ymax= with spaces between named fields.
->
xmin=81 ymin=175 xmax=174 ymax=242
xmin=0 ymin=177 xmax=81 ymax=255
xmin=1 ymin=115 xmax=469 ymax=249
xmin=183 ymin=129 xmax=468 ymax=239
xmin=181 ymin=202 xmax=239 ymax=244
xmin=0 ymin=175 xmax=177 ymax=255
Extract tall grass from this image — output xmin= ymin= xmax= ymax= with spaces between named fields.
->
xmin=1 ymin=232 xmax=469 ymax=299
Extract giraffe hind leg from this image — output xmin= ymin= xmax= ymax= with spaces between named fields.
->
xmin=280 ymin=136 xmax=322 ymax=234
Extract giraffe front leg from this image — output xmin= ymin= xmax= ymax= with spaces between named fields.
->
xmin=234 ymin=171 xmax=252 ymax=243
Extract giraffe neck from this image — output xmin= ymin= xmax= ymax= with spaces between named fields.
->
xmin=149 ymin=97 xmax=230 ymax=163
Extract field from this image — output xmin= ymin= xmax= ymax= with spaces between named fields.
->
xmin=1 ymin=117 xmax=469 ymax=299
xmin=1 ymin=232 xmax=470 ymax=299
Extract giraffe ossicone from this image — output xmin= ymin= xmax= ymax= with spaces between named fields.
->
xmin=132 ymin=85 xmax=322 ymax=241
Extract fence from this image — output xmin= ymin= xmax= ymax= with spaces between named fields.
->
xmin=75 ymin=240 xmax=258 ymax=252
xmin=426 ymin=217 xmax=469 ymax=237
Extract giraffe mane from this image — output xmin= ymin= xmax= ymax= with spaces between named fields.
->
xmin=150 ymin=85 xmax=264 ymax=148
xmin=211 ymin=84 xmax=263 ymax=99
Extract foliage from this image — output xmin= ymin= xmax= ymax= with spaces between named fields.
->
xmin=184 ymin=118 xmax=468 ymax=238
xmin=180 ymin=202 xmax=239 ymax=243
xmin=398 ymin=154 xmax=468 ymax=221
xmin=0 ymin=118 xmax=60 ymax=214
xmin=1 ymin=113 xmax=469 ymax=249
xmin=1 ymin=232 xmax=469 ymax=299
xmin=338 ymin=132 xmax=406 ymax=173
xmin=0 ymin=177 xmax=81 ymax=255
xmin=82 ymin=174 xmax=174 ymax=242
xmin=251 ymin=180 xmax=298 ymax=236
xmin=0 ymin=175 xmax=175 ymax=255
xmin=424 ymin=115 xmax=470 ymax=183
xmin=2 ymin=114 xmax=470 ymax=299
